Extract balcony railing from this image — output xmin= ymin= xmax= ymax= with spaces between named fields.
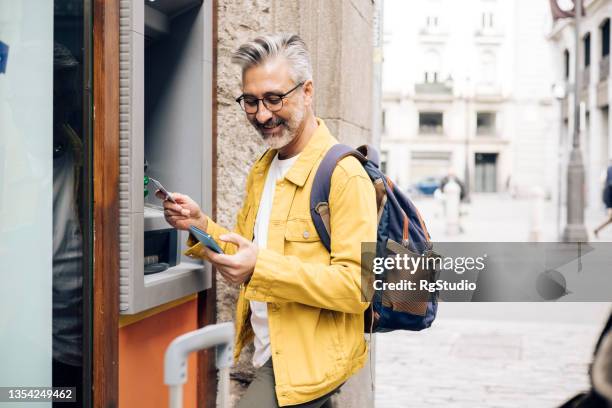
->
xmin=414 ymin=82 xmax=453 ymax=95
xmin=600 ymin=55 xmax=609 ymax=82
xmin=419 ymin=26 xmax=446 ymax=36
xmin=476 ymin=126 xmax=496 ymax=137
xmin=418 ymin=125 xmax=444 ymax=135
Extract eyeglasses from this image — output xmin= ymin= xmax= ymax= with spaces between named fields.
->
xmin=235 ymin=82 xmax=304 ymax=114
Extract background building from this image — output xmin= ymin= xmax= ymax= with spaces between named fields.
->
xmin=548 ymin=0 xmax=612 ymax=214
xmin=373 ymin=3 xmax=612 ymax=407
xmin=382 ymin=0 xmax=558 ymax=197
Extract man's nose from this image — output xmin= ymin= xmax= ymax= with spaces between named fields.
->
xmin=255 ymin=100 xmax=273 ymax=123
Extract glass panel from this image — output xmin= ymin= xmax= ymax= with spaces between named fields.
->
xmin=476 ymin=112 xmax=496 ymax=136
xmin=53 ymin=1 xmax=89 ymax=407
xmin=601 ymin=19 xmax=610 ymax=57
xmin=0 ymin=1 xmax=55 ymax=406
xmin=419 ymin=112 xmax=444 ymax=135
xmin=0 ymin=1 xmax=90 ymax=407
xmin=584 ymin=33 xmax=591 ymax=67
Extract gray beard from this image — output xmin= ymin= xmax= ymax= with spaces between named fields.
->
xmin=260 ymin=110 xmax=304 ymax=150
xmin=262 ymin=126 xmax=296 ymax=149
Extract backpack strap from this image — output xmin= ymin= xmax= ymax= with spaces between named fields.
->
xmin=310 ymin=144 xmax=367 ymax=252
xmin=356 ymin=144 xmax=380 ymax=168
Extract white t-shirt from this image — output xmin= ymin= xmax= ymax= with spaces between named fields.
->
xmin=250 ymin=152 xmax=300 ymax=368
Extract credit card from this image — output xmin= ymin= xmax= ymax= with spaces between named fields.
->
xmin=149 ymin=177 xmax=177 ymax=204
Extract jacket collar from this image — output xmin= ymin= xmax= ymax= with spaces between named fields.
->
xmin=253 ymin=118 xmax=336 ymax=187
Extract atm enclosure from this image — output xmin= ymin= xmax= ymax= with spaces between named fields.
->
xmin=119 ymin=0 xmax=213 ymax=314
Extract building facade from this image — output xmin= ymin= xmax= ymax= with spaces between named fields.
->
xmin=382 ymin=0 xmax=557 ymax=197
xmin=548 ymin=0 xmax=612 ymax=213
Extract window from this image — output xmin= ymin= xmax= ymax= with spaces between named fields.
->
xmin=409 ymin=151 xmax=451 ymax=184
xmin=600 ymin=20 xmax=610 ymax=81
xmin=2 ymin=0 xmax=92 ymax=404
xmin=380 ymin=151 xmax=388 ymax=174
xmin=53 ymin=2 xmax=92 ymax=403
xmin=601 ymin=19 xmax=610 ymax=57
xmin=584 ymin=32 xmax=591 ymax=67
xmin=476 ymin=112 xmax=496 ymax=135
xmin=419 ymin=112 xmax=444 ymax=135
xmin=564 ymin=49 xmax=570 ymax=79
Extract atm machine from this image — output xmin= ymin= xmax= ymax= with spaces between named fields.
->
xmin=118 ymin=0 xmax=213 ymax=314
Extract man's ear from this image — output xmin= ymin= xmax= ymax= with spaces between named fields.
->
xmin=302 ymin=79 xmax=314 ymax=108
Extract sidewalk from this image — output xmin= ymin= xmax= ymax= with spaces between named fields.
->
xmin=414 ymin=193 xmax=612 ymax=243
xmin=375 ymin=316 xmax=605 ymax=408
xmin=374 ymin=193 xmax=611 ymax=407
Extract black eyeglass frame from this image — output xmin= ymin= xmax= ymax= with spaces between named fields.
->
xmin=235 ymin=82 xmax=304 ymax=114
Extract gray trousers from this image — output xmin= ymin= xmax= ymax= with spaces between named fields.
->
xmin=236 ymin=358 xmax=341 ymax=408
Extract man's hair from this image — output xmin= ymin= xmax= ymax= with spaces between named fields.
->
xmin=232 ymin=33 xmax=313 ymax=84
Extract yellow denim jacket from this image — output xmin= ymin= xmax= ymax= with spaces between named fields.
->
xmin=185 ymin=119 xmax=377 ymax=406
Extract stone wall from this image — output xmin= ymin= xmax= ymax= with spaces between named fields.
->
xmin=215 ymin=1 xmax=376 ymax=405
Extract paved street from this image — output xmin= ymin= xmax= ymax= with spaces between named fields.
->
xmin=413 ymin=193 xmax=612 ymax=243
xmin=374 ymin=193 xmax=612 ymax=407
xmin=375 ymin=309 xmax=608 ymax=408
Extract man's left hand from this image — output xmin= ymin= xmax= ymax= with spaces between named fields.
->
xmin=202 ymin=232 xmax=258 ymax=285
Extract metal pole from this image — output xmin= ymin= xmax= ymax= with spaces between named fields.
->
xmin=464 ymin=81 xmax=471 ymax=203
xmin=164 ymin=322 xmax=235 ymax=408
xmin=168 ymin=385 xmax=183 ymax=408
xmin=557 ymin=100 xmax=563 ymax=240
xmin=562 ymin=0 xmax=589 ymax=242
xmin=218 ymin=367 xmax=231 ymax=408
xmin=553 ymin=83 xmax=566 ymax=240
xmin=371 ymin=0 xmax=383 ymax=150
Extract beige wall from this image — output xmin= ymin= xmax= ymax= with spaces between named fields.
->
xmin=215 ymin=1 xmax=376 ymax=405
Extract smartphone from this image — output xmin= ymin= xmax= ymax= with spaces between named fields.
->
xmin=189 ymin=225 xmax=224 ymax=254
xmin=149 ymin=177 xmax=177 ymax=204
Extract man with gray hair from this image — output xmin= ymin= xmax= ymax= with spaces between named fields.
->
xmin=159 ymin=33 xmax=377 ymax=407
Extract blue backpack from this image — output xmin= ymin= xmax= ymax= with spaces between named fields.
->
xmin=310 ymin=144 xmax=438 ymax=333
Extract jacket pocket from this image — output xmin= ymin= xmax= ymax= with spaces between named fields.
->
xmin=327 ymin=310 xmax=346 ymax=364
xmin=284 ymin=218 xmax=320 ymax=242
xmin=284 ymin=218 xmax=329 ymax=263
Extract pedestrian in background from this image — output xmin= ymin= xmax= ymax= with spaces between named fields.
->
xmin=594 ymin=161 xmax=612 ymax=239
xmin=440 ymin=169 xmax=466 ymax=202
xmin=440 ymin=168 xmax=466 ymax=233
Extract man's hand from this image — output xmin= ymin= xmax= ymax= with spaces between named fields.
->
xmin=156 ymin=191 xmax=207 ymax=231
xmin=202 ymin=232 xmax=258 ymax=285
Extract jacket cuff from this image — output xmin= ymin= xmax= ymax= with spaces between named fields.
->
xmin=184 ymin=241 xmax=207 ymax=260
xmin=186 ymin=232 xmax=199 ymax=248
xmin=205 ymin=215 xmax=225 ymax=240
xmin=184 ymin=215 xmax=217 ymax=260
